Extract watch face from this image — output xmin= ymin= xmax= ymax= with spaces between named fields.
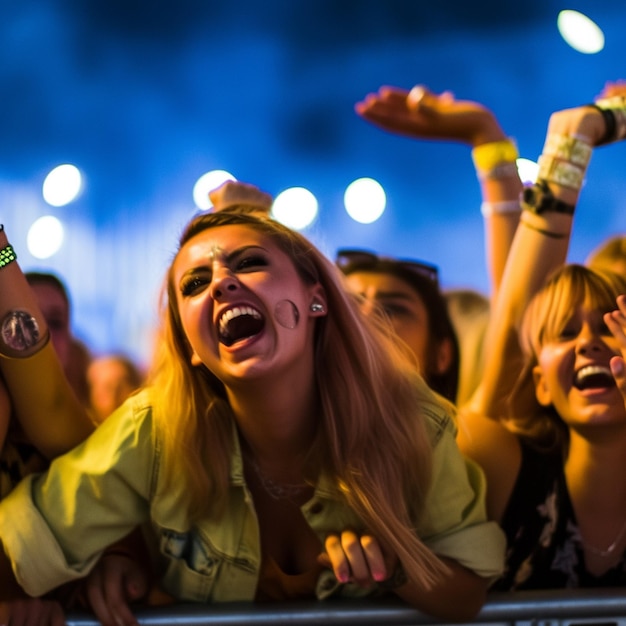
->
xmin=1 ymin=310 xmax=40 ymax=351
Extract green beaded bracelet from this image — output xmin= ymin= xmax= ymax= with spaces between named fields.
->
xmin=0 ymin=244 xmax=17 ymax=269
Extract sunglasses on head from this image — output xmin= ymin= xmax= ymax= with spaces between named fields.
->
xmin=335 ymin=248 xmax=439 ymax=286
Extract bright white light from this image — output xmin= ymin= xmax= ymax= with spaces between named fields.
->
xmin=557 ymin=10 xmax=604 ymax=54
xmin=27 ymin=216 xmax=64 ymax=259
xmin=516 ymin=158 xmax=539 ymax=185
xmin=271 ymin=187 xmax=318 ymax=230
xmin=344 ymin=178 xmax=386 ymax=224
xmin=193 ymin=170 xmax=236 ymax=210
xmin=42 ymin=164 xmax=83 ymax=206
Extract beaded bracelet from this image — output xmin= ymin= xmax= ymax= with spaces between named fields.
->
xmin=0 ymin=244 xmax=17 ymax=269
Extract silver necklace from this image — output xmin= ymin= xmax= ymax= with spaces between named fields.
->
xmin=248 ymin=457 xmax=309 ymax=501
xmin=579 ymin=519 xmax=626 ymax=558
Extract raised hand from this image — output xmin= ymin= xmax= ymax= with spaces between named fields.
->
xmin=604 ymin=294 xmax=626 ymax=400
xmin=209 ymin=180 xmax=273 ymax=215
xmin=355 ymin=84 xmax=506 ymax=147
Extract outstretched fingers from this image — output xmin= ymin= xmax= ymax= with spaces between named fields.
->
xmin=605 ymin=295 xmax=626 ymax=391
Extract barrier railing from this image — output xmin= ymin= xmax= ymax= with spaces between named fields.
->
xmin=65 ymin=589 xmax=626 ymax=626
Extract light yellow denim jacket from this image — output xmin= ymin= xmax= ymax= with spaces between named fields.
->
xmin=0 ymin=387 xmax=505 ymax=600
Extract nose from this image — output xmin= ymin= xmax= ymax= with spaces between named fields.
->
xmin=575 ymin=324 xmax=603 ymax=355
xmin=209 ymin=267 xmax=239 ymax=300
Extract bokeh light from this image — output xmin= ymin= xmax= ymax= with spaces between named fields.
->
xmin=557 ymin=10 xmax=604 ymax=54
xmin=344 ymin=178 xmax=386 ymax=224
xmin=27 ymin=216 xmax=64 ymax=259
xmin=516 ymin=158 xmax=539 ymax=185
xmin=193 ymin=170 xmax=236 ymax=210
xmin=271 ymin=187 xmax=318 ymax=230
xmin=42 ymin=164 xmax=83 ymax=206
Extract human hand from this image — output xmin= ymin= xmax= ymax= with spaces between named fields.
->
xmin=546 ymin=102 xmax=617 ymax=147
xmin=596 ymin=79 xmax=626 ymax=100
xmin=547 ymin=80 xmax=626 ymax=147
xmin=355 ymin=84 xmax=506 ymax=147
xmin=605 ymin=294 xmax=626 ymax=399
xmin=0 ymin=598 xmax=66 ymax=626
xmin=209 ymin=180 xmax=273 ymax=216
xmin=83 ymin=553 xmax=149 ymax=626
xmin=319 ymin=530 xmax=398 ymax=588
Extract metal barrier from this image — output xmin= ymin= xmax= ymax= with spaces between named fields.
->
xmin=65 ymin=590 xmax=626 ymax=626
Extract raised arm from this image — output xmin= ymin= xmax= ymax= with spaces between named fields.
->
xmin=355 ymin=84 xmax=523 ymax=299
xmin=458 ymin=84 xmax=626 ymax=521
xmin=0 ymin=226 xmax=94 ymax=458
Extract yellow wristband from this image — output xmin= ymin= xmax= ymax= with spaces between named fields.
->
xmin=471 ymin=139 xmax=519 ymax=175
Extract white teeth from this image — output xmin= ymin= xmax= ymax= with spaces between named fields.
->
xmin=575 ymin=364 xmax=612 ymax=383
xmin=219 ymin=306 xmax=261 ymax=335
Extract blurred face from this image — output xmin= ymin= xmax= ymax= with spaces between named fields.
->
xmin=30 ymin=283 xmax=71 ymax=369
xmin=88 ymin=358 xmax=139 ymax=424
xmin=533 ymin=305 xmax=626 ymax=432
xmin=344 ymin=271 xmax=431 ymax=368
xmin=172 ymin=225 xmax=325 ymax=385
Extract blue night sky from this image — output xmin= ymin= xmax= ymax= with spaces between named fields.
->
xmin=1 ymin=0 xmax=624 ymax=363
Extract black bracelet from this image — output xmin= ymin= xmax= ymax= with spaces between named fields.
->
xmin=521 ymin=179 xmax=576 ymax=216
xmin=520 ymin=218 xmax=568 ymax=239
xmin=590 ymin=103 xmax=617 ymax=145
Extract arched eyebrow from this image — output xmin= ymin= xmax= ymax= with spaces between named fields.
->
xmin=179 ymin=244 xmax=270 ymax=281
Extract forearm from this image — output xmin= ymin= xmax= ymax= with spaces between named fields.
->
xmin=471 ymin=133 xmax=523 ymax=299
xmin=0 ymin=227 xmax=49 ymax=359
xmin=0 ymin=227 xmax=93 ymax=456
xmin=0 ymin=343 xmax=94 ymax=458
xmin=393 ymin=558 xmax=487 ymax=621
xmin=472 ymin=104 xmax=606 ymax=419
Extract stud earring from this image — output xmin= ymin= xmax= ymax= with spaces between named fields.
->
xmin=310 ymin=302 xmax=324 ymax=313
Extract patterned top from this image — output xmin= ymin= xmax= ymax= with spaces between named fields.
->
xmin=492 ymin=441 xmax=626 ymax=590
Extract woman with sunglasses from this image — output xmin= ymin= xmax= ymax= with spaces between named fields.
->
xmin=336 ymin=249 xmax=460 ymax=403
xmin=0 ymin=207 xmax=505 ymax=624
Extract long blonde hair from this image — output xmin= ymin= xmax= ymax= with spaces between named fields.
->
xmin=148 ymin=209 xmax=449 ymax=587
xmin=507 ymin=264 xmax=626 ymax=450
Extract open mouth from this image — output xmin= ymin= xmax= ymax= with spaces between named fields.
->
xmin=218 ymin=305 xmax=265 ymax=347
xmin=573 ymin=364 xmax=616 ymax=391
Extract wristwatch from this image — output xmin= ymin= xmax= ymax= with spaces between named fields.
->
xmin=1 ymin=310 xmax=41 ymax=351
xmin=521 ymin=179 xmax=575 ymax=215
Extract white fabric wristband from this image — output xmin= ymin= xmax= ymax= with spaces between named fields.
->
xmin=480 ymin=200 xmax=521 ymax=217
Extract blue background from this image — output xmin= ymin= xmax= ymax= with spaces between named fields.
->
xmin=1 ymin=0 xmax=624 ymax=364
